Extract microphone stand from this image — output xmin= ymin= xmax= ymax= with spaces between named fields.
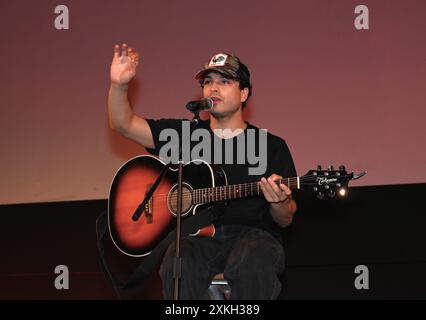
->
xmin=131 ymin=100 xmax=206 ymax=299
xmin=173 ymin=109 xmax=201 ymax=300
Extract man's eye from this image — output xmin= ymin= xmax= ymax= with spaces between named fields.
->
xmin=221 ymin=79 xmax=231 ymax=84
xmin=203 ymin=80 xmax=211 ymax=85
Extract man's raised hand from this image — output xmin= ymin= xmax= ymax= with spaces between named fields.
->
xmin=110 ymin=43 xmax=140 ymax=86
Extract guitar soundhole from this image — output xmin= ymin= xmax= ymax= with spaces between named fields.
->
xmin=167 ymin=183 xmax=193 ymax=216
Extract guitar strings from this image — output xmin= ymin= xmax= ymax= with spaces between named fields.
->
xmin=126 ymin=173 xmax=353 ymax=202
xmin=140 ymin=174 xmax=352 ymax=200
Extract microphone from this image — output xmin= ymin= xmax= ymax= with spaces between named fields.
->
xmin=186 ymin=97 xmax=213 ymax=113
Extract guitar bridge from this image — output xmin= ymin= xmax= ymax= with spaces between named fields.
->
xmin=145 ymin=184 xmax=153 ymax=224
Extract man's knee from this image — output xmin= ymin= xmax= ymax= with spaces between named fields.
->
xmin=226 ymin=232 xmax=285 ymax=278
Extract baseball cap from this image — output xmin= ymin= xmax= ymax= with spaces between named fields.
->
xmin=194 ymin=53 xmax=250 ymax=84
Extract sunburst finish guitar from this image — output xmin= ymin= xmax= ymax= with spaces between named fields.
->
xmin=108 ymin=155 xmax=364 ymax=257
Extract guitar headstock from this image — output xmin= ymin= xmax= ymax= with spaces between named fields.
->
xmin=303 ymin=165 xmax=363 ymax=199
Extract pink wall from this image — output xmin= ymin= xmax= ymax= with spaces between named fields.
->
xmin=1 ymin=0 xmax=425 ymax=204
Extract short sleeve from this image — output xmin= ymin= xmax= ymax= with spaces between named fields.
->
xmin=145 ymin=118 xmax=186 ymax=155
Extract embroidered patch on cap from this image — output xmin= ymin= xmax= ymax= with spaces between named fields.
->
xmin=208 ymin=53 xmax=228 ymax=67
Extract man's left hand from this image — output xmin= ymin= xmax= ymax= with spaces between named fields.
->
xmin=260 ymin=174 xmax=292 ymax=204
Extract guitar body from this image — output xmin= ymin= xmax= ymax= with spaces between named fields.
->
xmin=108 ymin=155 xmax=227 ymax=257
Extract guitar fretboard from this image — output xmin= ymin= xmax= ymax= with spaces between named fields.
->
xmin=192 ymin=178 xmax=300 ymax=204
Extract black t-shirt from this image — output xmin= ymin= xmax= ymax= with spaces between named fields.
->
xmin=145 ymin=118 xmax=297 ymax=240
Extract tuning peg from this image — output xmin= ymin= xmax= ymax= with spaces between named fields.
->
xmin=328 ymin=189 xmax=336 ymax=198
xmin=339 ymin=165 xmax=346 ymax=171
xmin=316 ymin=191 xmax=324 ymax=199
xmin=328 ymin=165 xmax=334 ymax=171
xmin=317 ymin=165 xmax=322 ymax=171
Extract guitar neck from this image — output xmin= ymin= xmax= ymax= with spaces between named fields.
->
xmin=192 ymin=177 xmax=301 ymax=204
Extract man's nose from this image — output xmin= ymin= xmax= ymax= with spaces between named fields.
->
xmin=209 ymin=81 xmax=220 ymax=92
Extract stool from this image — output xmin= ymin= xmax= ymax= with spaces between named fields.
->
xmin=207 ymin=273 xmax=231 ymax=300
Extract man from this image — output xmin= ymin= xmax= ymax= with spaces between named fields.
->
xmin=108 ymin=44 xmax=297 ymax=299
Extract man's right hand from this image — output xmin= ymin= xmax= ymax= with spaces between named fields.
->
xmin=110 ymin=43 xmax=140 ymax=86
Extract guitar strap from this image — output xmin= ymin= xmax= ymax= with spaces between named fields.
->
xmin=96 ymin=206 xmax=217 ymax=292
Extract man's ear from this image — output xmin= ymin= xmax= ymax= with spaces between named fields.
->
xmin=240 ymin=87 xmax=249 ymax=103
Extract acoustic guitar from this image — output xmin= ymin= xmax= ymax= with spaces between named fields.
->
xmin=108 ymin=155 xmax=364 ymax=257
